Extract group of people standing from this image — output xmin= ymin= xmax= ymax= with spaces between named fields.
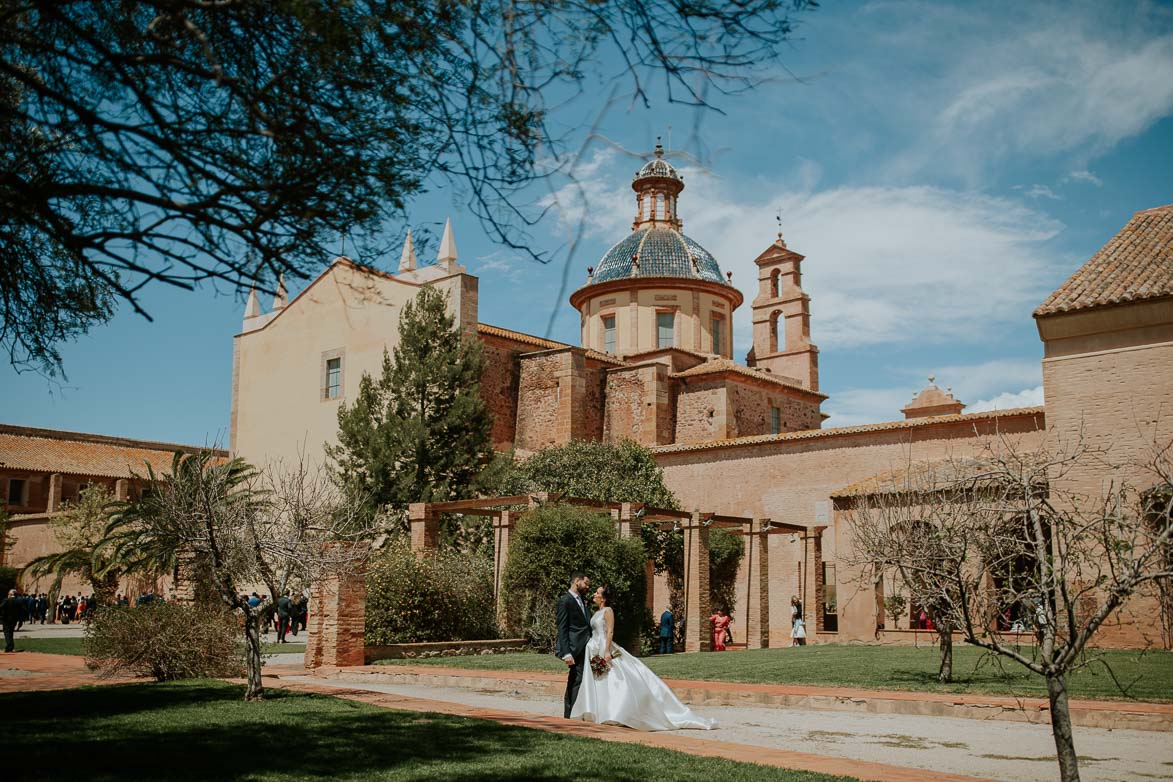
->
xmin=243 ymin=591 xmax=308 ymax=642
xmin=660 ymin=595 xmax=809 ymax=653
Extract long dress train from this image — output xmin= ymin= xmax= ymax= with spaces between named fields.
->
xmin=570 ymin=608 xmax=715 ymax=731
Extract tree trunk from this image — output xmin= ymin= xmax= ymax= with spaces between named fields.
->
xmin=243 ymin=611 xmax=264 ymax=701
xmin=90 ymin=571 xmax=120 ymax=608
xmin=937 ymin=628 xmax=953 ymax=683
xmin=1047 ymin=672 xmax=1081 ymax=782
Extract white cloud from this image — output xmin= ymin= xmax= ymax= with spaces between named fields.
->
xmin=1023 ymin=185 xmax=1061 ymax=201
xmin=857 ymin=2 xmax=1173 ymax=180
xmin=1064 ymin=169 xmax=1103 ymax=187
xmin=822 ymin=361 xmax=1044 ymax=427
xmin=968 ymin=385 xmax=1045 ymax=412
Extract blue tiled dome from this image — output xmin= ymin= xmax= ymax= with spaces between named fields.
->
xmin=592 ymin=227 xmax=725 ymax=284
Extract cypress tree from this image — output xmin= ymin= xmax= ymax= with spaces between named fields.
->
xmin=329 ymin=286 xmax=494 ymax=521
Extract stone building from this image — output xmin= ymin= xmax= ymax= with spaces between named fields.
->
xmin=0 ymin=425 xmax=226 ymax=596
xmin=228 ymin=143 xmax=1173 ymax=649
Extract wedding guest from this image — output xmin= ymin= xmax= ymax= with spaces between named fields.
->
xmin=658 ymin=608 xmax=674 ymax=654
xmin=710 ymin=608 xmax=731 ymax=651
xmin=790 ymin=596 xmax=806 ymax=646
xmin=276 ymin=592 xmax=293 ymax=643
xmin=1 ymin=589 xmax=22 ymax=652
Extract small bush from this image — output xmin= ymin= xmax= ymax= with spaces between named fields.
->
xmin=85 ymin=603 xmax=245 ymax=681
xmin=365 ymin=538 xmax=498 ymax=644
xmin=502 ymin=504 xmax=647 ymax=652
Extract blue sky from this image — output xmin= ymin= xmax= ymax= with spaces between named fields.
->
xmin=5 ymin=0 xmax=1173 ymax=444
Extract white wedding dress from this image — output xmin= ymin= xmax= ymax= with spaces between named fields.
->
xmin=570 ymin=607 xmax=715 ymax=731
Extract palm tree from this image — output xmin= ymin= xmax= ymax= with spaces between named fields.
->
xmin=24 ymin=485 xmax=123 ymax=606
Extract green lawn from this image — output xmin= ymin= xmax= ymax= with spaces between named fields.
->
xmin=378 ymin=643 xmax=1173 ymax=703
xmin=12 ymin=637 xmax=305 ymax=656
xmin=0 ymin=681 xmax=854 ymax=782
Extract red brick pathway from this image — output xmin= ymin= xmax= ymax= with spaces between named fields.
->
xmin=0 ymin=652 xmax=144 ymax=693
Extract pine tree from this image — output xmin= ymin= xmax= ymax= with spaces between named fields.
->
xmin=329 ymin=286 xmax=494 ymax=521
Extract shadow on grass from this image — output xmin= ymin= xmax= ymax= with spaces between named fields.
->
xmin=1 ymin=681 xmax=847 ymax=782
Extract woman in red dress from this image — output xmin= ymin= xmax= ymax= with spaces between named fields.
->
xmin=710 ymin=608 xmax=731 ymax=651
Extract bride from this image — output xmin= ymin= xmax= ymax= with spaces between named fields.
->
xmin=570 ymin=585 xmax=715 ymax=731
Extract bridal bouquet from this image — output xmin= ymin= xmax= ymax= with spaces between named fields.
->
xmin=589 ymin=649 xmax=622 ymax=678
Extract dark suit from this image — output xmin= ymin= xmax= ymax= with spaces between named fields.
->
xmin=555 ymin=590 xmax=591 ymax=718
xmin=276 ymin=596 xmax=293 ymax=642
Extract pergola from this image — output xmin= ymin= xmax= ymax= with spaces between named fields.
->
xmin=407 ymin=493 xmax=815 ymax=653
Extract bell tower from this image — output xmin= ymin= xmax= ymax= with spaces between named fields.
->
xmin=746 ymin=224 xmax=819 ymax=391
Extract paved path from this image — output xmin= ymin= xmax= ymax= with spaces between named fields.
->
xmin=287 ymin=672 xmax=1173 ymax=782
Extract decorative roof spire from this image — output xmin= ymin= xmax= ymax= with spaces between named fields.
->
xmin=272 ymin=274 xmax=288 ymax=311
xmin=901 ymin=374 xmax=965 ymax=419
xmin=398 ymin=228 xmax=417 ymax=272
xmin=437 ymin=217 xmax=458 ymax=263
xmin=244 ymin=287 xmax=260 ymax=318
xmin=654 ymin=136 xmax=664 ymax=158
xmin=775 ymin=207 xmax=787 ymax=247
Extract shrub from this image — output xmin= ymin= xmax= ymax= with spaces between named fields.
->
xmin=84 ymin=603 xmax=245 ymax=681
xmin=365 ymin=539 xmax=497 ymax=644
xmin=502 ymin=504 xmax=647 ymax=652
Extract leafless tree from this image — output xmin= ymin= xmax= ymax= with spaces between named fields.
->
xmin=843 ymin=432 xmax=1173 ymax=782
xmin=108 ymin=449 xmax=374 ymax=699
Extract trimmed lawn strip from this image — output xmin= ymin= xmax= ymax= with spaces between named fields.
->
xmin=0 ymin=681 xmax=855 ymax=782
xmin=377 ymin=644 xmax=1173 ymax=703
xmin=11 ymin=637 xmax=305 ymax=656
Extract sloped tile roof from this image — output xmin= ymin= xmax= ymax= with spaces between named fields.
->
xmin=1035 ymin=204 xmax=1173 ymax=316
xmin=0 ymin=425 xmax=225 ymax=479
xmin=651 ymin=406 xmax=1045 ymax=455
xmin=672 ymin=358 xmax=827 ymax=398
xmin=476 ymin=324 xmax=625 ymax=365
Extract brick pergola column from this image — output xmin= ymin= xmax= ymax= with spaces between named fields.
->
xmin=683 ymin=511 xmax=711 ymax=652
xmin=803 ymin=526 xmax=826 ymax=638
xmin=408 ymin=503 xmax=439 ymax=556
xmin=493 ymin=510 xmax=513 ymax=625
xmin=306 ymin=542 xmax=370 ymax=670
xmin=746 ymin=518 xmax=771 ymax=649
xmin=46 ymin=473 xmax=63 ymax=512
xmin=616 ymin=502 xmax=640 ymax=539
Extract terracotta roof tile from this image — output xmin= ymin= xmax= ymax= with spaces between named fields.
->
xmin=1035 ymin=204 xmax=1173 ymax=316
xmin=651 ymin=406 xmax=1045 ymax=455
xmin=476 ymin=323 xmax=625 ymax=365
xmin=0 ymin=425 xmax=223 ymax=479
xmin=672 ymin=358 xmax=827 ymax=398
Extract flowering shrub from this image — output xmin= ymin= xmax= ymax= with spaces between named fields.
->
xmin=84 ymin=603 xmax=244 ymax=681
xmin=365 ymin=538 xmax=497 ymax=644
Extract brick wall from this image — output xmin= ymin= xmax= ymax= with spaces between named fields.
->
xmin=728 ymin=381 xmax=823 ymax=438
xmin=515 ymin=352 xmax=564 ymax=452
xmin=675 ymin=380 xmax=730 ymax=444
xmin=655 ymin=411 xmax=1047 ymax=645
xmin=478 ymin=336 xmax=521 ymax=449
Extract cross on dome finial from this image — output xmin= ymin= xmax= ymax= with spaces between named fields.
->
xmin=654 ymin=136 xmax=664 ymax=159
xmin=928 ymin=373 xmax=936 ymax=385
xmin=776 ymin=207 xmax=784 ymax=239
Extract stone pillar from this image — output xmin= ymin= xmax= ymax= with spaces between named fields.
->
xmin=683 ymin=512 xmax=711 ymax=652
xmin=493 ymin=510 xmax=513 ymax=624
xmin=746 ymin=519 xmax=771 ymax=649
xmin=114 ymin=479 xmax=130 ymax=501
xmin=306 ymin=543 xmax=370 ymax=670
xmin=408 ymin=503 xmax=439 ymax=556
xmin=46 ymin=473 xmax=63 ymax=512
xmin=803 ymin=527 xmax=826 ymax=638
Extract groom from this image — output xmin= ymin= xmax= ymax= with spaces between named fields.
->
xmin=555 ymin=571 xmax=592 ymax=718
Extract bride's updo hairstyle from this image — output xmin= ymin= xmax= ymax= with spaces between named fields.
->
xmin=599 ymin=585 xmax=615 ymax=607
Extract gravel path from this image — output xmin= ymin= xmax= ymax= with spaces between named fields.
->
xmin=289 ymin=676 xmax=1173 ymax=782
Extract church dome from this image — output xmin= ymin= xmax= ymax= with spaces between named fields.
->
xmin=634 ymin=155 xmax=681 ymax=184
xmin=592 ymin=227 xmax=725 ymax=284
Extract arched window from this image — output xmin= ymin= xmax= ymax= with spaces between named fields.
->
xmin=770 ymin=269 xmax=780 ymax=298
xmin=769 ymin=311 xmax=781 ymax=353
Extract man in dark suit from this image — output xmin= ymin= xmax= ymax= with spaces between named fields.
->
xmin=658 ymin=608 xmax=674 ymax=654
xmin=276 ymin=592 xmax=293 ymax=643
xmin=555 ymin=572 xmax=592 ymax=718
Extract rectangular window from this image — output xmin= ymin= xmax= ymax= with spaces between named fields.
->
xmin=770 ymin=407 xmax=781 ymax=435
xmin=325 ymin=357 xmax=342 ymax=399
xmin=7 ymin=478 xmax=26 ymax=506
xmin=711 ymin=316 xmax=724 ymax=354
xmin=602 ymin=315 xmax=616 ymax=355
xmin=656 ymin=311 xmax=674 ymax=349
